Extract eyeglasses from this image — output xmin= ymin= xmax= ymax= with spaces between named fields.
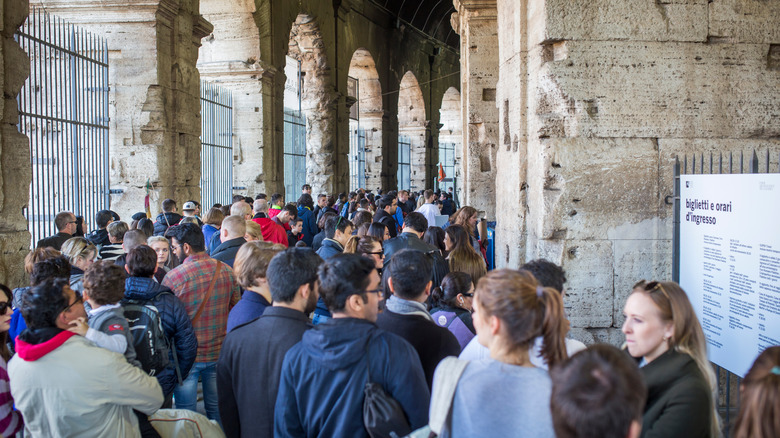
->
xmin=365 ymin=288 xmax=384 ymax=299
xmin=0 ymin=301 xmax=11 ymax=314
xmin=366 ymin=251 xmax=384 ymax=258
xmin=62 ymin=294 xmax=83 ymax=313
xmin=462 ymin=293 xmax=474 ymax=297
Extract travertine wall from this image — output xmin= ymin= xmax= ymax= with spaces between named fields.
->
xmin=0 ymin=0 xmax=32 ymax=287
xmin=32 ymin=0 xmax=212 ymax=221
xmin=494 ymin=0 xmax=780 ymax=343
xmin=452 ymin=0 xmax=499 ymax=220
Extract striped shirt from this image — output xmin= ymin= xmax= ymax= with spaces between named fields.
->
xmin=0 ymin=356 xmax=23 ymax=436
xmin=162 ymin=252 xmax=240 ymax=362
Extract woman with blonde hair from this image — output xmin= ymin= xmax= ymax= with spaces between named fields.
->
xmin=622 ymin=280 xmax=719 ymax=438
xmin=435 ymin=269 xmax=567 ymax=437
xmin=343 ymin=235 xmax=384 ymax=274
xmin=60 ymin=237 xmax=97 ymax=294
xmin=732 ymin=346 xmax=780 ymax=438
xmin=244 ymin=220 xmax=263 ymax=242
xmin=147 ymin=235 xmax=177 ymax=282
xmin=445 ymin=225 xmax=486 ymax=286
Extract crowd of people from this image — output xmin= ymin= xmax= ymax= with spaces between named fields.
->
xmin=0 ymin=185 xmax=775 ymax=438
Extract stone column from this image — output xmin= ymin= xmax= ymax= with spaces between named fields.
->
xmin=0 ymin=0 xmax=32 ymax=287
xmin=32 ymin=0 xmax=212 ymax=220
xmin=452 ymin=0 xmax=498 ymax=220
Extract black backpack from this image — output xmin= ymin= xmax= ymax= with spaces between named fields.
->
xmin=124 ymin=292 xmax=179 ymax=381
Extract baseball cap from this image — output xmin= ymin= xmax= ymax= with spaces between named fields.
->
xmin=182 ymin=201 xmax=197 ymax=211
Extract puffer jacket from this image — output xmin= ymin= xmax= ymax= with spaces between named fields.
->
xmin=153 ymin=212 xmax=183 ymax=236
xmin=10 ymin=329 xmax=163 ymax=438
xmin=123 ymin=276 xmax=198 ymax=396
xmin=297 ymin=206 xmax=318 ymax=247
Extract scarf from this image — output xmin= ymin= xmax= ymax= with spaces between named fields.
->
xmin=385 ymin=295 xmax=433 ymax=322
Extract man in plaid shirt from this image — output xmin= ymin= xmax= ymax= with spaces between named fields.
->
xmin=163 ymin=223 xmax=241 ymax=424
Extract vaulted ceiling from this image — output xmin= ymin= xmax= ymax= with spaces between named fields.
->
xmin=373 ymin=0 xmax=459 ymax=49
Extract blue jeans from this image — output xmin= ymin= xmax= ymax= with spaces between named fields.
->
xmin=174 ymin=361 xmax=221 ymax=425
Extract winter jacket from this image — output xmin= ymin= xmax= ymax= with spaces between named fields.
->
xmin=640 ymin=349 xmax=713 ymax=438
xmin=274 ymin=318 xmax=430 ymax=437
xmin=9 ymin=328 xmax=164 ymax=438
xmin=202 ymin=224 xmax=219 ymax=253
xmin=99 ymin=243 xmax=124 ymax=261
xmin=383 ymin=233 xmax=450 ymax=289
xmin=153 ymin=212 xmax=183 ymax=236
xmin=316 ymin=238 xmax=344 ymax=260
xmin=252 ymin=218 xmax=289 ymax=247
xmin=86 ymin=228 xmax=112 ymax=248
xmin=211 ymin=237 xmax=246 ymax=268
xmin=218 ymin=306 xmax=311 ymax=438
xmin=123 ymin=276 xmax=198 ymax=396
xmin=226 ymin=292 xmax=271 ymax=333
xmin=376 ymin=309 xmax=461 ymax=389
xmin=373 ymin=209 xmax=398 ymax=238
xmin=311 ymin=230 xmax=326 ymax=251
xmin=430 ymin=305 xmax=475 ymax=351
xmin=297 ymin=206 xmax=318 ymax=247
xmin=35 ymin=232 xmax=72 ymax=250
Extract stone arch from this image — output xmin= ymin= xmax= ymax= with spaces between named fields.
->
xmin=438 ymin=86 xmax=461 ymax=194
xmin=348 ymin=48 xmax=383 ymax=191
xmin=286 ymin=14 xmax=336 ymax=197
xmin=198 ymin=0 xmax=263 ymax=199
xmin=397 ymin=71 xmax=427 ymax=191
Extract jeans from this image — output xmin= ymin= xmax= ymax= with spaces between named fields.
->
xmin=174 ymin=361 xmax=221 ymax=425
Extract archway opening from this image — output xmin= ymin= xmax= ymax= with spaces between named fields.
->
xmin=438 ymin=87 xmax=461 ymax=194
xmin=347 ymin=48 xmax=383 ymax=192
xmin=397 ymin=71 xmax=426 ymax=191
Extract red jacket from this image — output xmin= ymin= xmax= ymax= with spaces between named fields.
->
xmin=252 ymin=218 xmax=289 ymax=247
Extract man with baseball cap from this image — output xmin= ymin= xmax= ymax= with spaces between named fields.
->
xmin=182 ymin=201 xmax=203 ymax=226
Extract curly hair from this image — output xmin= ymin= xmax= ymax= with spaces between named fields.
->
xmin=83 ymin=261 xmax=126 ymax=305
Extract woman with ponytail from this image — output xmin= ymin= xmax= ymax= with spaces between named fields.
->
xmin=732 ymin=346 xmax=780 ymax=438
xmin=622 ymin=280 xmax=719 ymax=438
xmin=430 ymin=272 xmax=476 ymax=350
xmin=437 ymin=269 xmax=566 ymax=437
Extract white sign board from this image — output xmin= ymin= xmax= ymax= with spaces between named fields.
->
xmin=284 ymin=56 xmax=301 ymax=111
xmin=679 ymin=173 xmax=780 ymax=377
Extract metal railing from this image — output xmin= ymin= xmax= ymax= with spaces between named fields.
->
xmin=284 ymin=109 xmax=306 ymax=198
xmin=672 ymin=149 xmax=780 ymax=436
xmin=200 ymin=82 xmax=233 ymax=208
xmin=349 ymin=120 xmax=366 ymax=191
xmin=16 ymin=8 xmax=110 ymax=246
xmin=397 ymin=136 xmax=411 ymax=191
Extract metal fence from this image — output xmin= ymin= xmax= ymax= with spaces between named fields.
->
xmin=349 ymin=120 xmax=366 ymax=191
xmin=397 ymin=136 xmax=411 ymax=191
xmin=200 ymin=82 xmax=233 ymax=208
xmin=16 ymin=8 xmax=110 ymax=246
xmin=672 ymin=149 xmax=780 ymax=436
xmin=284 ymin=109 xmax=307 ymax=198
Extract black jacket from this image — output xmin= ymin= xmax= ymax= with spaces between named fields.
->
xmin=217 ymin=307 xmax=312 ymax=438
xmin=373 ymin=209 xmax=398 ymax=238
xmin=640 ymin=349 xmax=713 ymax=438
xmin=153 ymin=212 xmax=183 ymax=236
xmin=375 ymin=309 xmax=460 ymax=389
xmin=383 ymin=233 xmax=450 ymax=289
xmin=36 ymin=232 xmax=72 ymax=250
xmin=86 ymin=228 xmax=111 ymax=247
xmin=311 ymin=230 xmax=326 ymax=252
xmin=211 ymin=237 xmax=246 ymax=268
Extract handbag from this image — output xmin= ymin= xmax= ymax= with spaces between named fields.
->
xmin=404 ymin=357 xmax=469 ymax=438
xmin=363 ymin=342 xmax=412 ymax=438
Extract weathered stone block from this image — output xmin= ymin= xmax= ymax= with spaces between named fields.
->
xmin=562 ymin=239 xmax=615 ymax=328
xmin=542 ymin=41 xmax=780 ymax=138
xmin=544 ymin=0 xmax=708 ymax=43
xmin=709 ymin=0 xmax=780 ymax=44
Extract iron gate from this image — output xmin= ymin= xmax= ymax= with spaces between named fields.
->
xmin=672 ymin=150 xmax=780 ymax=436
xmin=16 ymin=9 xmax=110 ymax=246
xmin=397 ymin=136 xmax=411 ymax=191
xmin=438 ymin=141 xmax=456 ymax=193
xmin=349 ymin=121 xmax=366 ymax=191
xmin=284 ymin=110 xmax=307 ymax=197
xmin=200 ymin=82 xmax=233 ymax=208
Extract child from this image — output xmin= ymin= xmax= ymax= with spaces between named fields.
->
xmin=287 ymin=218 xmax=303 ymax=247
xmin=67 ymin=260 xmax=141 ymax=368
xmin=68 ymin=261 xmax=159 ymax=438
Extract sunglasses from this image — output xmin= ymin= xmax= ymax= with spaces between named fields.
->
xmin=0 ymin=301 xmax=11 ymax=314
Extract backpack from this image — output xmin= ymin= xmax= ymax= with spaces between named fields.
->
xmin=124 ymin=292 xmax=179 ymax=380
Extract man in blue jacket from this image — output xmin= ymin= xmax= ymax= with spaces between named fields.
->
xmin=274 ymin=254 xmax=430 ymax=438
